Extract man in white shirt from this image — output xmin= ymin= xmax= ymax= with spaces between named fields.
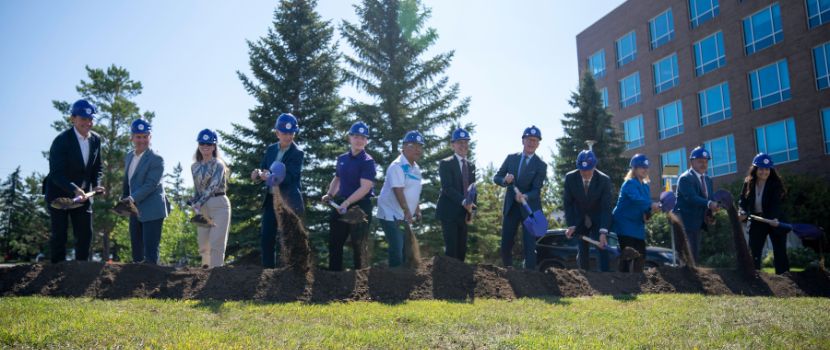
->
xmin=377 ymin=131 xmax=424 ymax=267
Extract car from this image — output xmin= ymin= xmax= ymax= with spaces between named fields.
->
xmin=535 ymin=229 xmax=675 ymax=272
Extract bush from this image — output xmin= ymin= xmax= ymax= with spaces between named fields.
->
xmin=703 ymin=252 xmax=735 ymax=268
xmin=763 ymin=247 xmax=820 ymax=268
xmin=646 ymin=210 xmax=735 ymax=267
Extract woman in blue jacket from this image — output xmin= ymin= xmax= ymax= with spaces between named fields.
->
xmin=612 ymin=154 xmax=659 ymax=272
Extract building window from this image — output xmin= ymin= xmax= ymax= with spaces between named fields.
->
xmin=806 ymin=0 xmax=830 ymax=29
xmin=689 ymin=0 xmax=719 ymax=28
xmin=704 ymin=134 xmax=737 ymax=177
xmin=743 ymin=3 xmax=783 ymax=55
xmin=814 ymin=41 xmax=830 ymax=90
xmin=616 ymin=31 xmax=637 ymax=67
xmin=600 ymin=87 xmax=609 ymax=108
xmin=698 ymin=82 xmax=732 ymax=126
xmin=588 ymin=49 xmax=606 ymax=79
xmin=748 ymin=59 xmax=791 ymax=110
xmin=619 ymin=72 xmax=641 ymax=108
xmin=661 ymin=147 xmax=687 ymax=185
xmin=693 ymin=31 xmax=726 ymax=76
xmin=657 ymin=100 xmax=684 ymax=139
xmin=756 ymin=118 xmax=799 ymax=164
xmin=650 ymin=9 xmax=675 ymax=49
xmin=653 ymin=54 xmax=679 ymax=94
xmin=623 ymin=115 xmax=645 ymax=150
xmin=822 ymin=108 xmax=830 ymax=154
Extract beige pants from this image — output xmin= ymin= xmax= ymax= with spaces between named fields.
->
xmin=197 ymin=195 xmax=231 ymax=267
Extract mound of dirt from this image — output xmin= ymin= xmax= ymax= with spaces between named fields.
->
xmin=2 ymin=257 xmax=828 ymax=302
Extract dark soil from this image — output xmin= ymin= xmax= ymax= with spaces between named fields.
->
xmin=2 ymin=257 xmax=828 ymax=302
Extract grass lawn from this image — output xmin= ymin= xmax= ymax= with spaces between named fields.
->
xmin=2 ymin=295 xmax=828 ymax=349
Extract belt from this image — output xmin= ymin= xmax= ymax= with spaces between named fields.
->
xmin=213 ymin=192 xmax=226 ymax=197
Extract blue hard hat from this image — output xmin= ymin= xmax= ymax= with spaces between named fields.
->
xmin=629 ymin=153 xmax=649 ymax=168
xmin=274 ymin=113 xmax=299 ymax=133
xmin=131 ymin=119 xmax=152 ymax=134
xmin=576 ymin=150 xmax=597 ymax=170
xmin=752 ymin=153 xmax=774 ymax=168
xmin=690 ymin=146 xmax=711 ymax=160
xmin=70 ymin=99 xmax=97 ymax=119
xmin=522 ymin=125 xmax=542 ymax=139
xmin=402 ymin=130 xmax=425 ymax=145
xmin=451 ymin=128 xmax=471 ymax=142
xmin=349 ymin=121 xmax=370 ymax=137
xmin=197 ymin=129 xmax=218 ymax=144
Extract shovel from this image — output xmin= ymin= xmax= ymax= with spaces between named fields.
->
xmin=328 ymin=200 xmax=369 ymax=225
xmin=50 ymin=189 xmax=103 ymax=210
xmin=513 ymin=187 xmax=548 ymax=238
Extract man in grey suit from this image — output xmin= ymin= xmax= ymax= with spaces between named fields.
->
xmin=122 ymin=119 xmax=168 ymax=264
xmin=673 ymin=146 xmax=719 ymax=262
xmin=563 ymin=149 xmax=613 ymax=271
xmin=493 ymin=126 xmax=547 ymax=269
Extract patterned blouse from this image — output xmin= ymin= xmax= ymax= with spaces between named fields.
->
xmin=191 ymin=158 xmax=228 ymax=207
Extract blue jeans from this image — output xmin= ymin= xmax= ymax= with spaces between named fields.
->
xmin=379 ymin=219 xmax=405 ymax=267
xmin=129 ymin=217 xmax=164 ymax=264
xmin=501 ymin=205 xmax=537 ymax=269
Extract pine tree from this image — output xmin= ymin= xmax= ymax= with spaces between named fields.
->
xmin=164 ymin=162 xmax=190 ymax=210
xmin=220 ymin=0 xmax=343 ymax=260
xmin=341 ymin=0 xmax=472 ymax=258
xmin=553 ymin=72 xmax=628 ymax=204
xmin=0 ymin=168 xmax=50 ymax=261
xmin=50 ymin=65 xmax=154 ymax=258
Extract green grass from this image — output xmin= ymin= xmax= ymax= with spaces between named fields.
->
xmin=762 ymin=267 xmax=805 ymax=274
xmin=2 ymin=295 xmax=829 ymax=349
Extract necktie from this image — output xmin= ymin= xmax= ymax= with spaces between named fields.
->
xmin=461 ymin=158 xmax=470 ymax=197
xmin=517 ymin=154 xmax=529 ymax=179
xmin=700 ymin=174 xmax=708 ymax=198
xmin=583 ymin=179 xmax=590 ymax=195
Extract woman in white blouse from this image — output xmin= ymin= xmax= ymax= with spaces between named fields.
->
xmin=190 ymin=129 xmax=231 ymax=268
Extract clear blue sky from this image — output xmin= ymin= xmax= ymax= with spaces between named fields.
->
xmin=0 ymin=0 xmax=625 ymax=186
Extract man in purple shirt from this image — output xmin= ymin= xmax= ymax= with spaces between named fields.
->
xmin=322 ymin=121 xmax=377 ymax=271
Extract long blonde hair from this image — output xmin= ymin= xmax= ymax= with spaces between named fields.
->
xmin=624 ymin=169 xmax=650 ymax=183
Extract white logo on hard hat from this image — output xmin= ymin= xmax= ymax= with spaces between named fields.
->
xmin=644 ymin=159 xmax=649 ymax=165
xmin=85 ymin=108 xmax=92 ymax=115
xmin=460 ymin=132 xmax=466 ymax=137
xmin=202 ymin=134 xmax=209 ymax=140
xmin=530 ymin=129 xmax=536 ymax=134
xmin=416 ymin=136 xmax=422 ymax=141
xmin=285 ymin=123 xmax=292 ymax=129
xmin=764 ymin=159 xmax=770 ymax=164
xmin=703 ymin=151 xmax=708 ymax=157
xmin=359 ymin=127 xmax=365 ymax=133
xmin=582 ymin=161 xmax=588 ymax=167
xmin=138 ymin=124 xmax=145 ymax=131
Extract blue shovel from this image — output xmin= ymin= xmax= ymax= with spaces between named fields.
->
xmin=513 ymin=187 xmax=548 ymax=238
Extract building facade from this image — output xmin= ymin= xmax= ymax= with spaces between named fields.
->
xmin=576 ymin=0 xmax=830 ymax=194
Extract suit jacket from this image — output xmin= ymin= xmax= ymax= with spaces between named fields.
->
xmin=44 ymin=128 xmax=102 ymax=202
xmin=563 ymin=169 xmax=612 ymax=233
xmin=739 ymin=179 xmax=783 ymax=219
xmin=673 ymin=169 xmax=714 ymax=233
xmin=122 ymin=149 xmax=168 ymax=222
xmin=436 ymin=155 xmax=476 ymax=221
xmin=260 ymin=142 xmax=304 ymax=214
xmin=493 ymin=152 xmax=547 ymax=214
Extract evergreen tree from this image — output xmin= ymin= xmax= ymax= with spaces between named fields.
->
xmin=341 ymin=0 xmax=471 ymax=256
xmin=0 ymin=168 xmax=50 ymax=261
xmin=164 ymin=162 xmax=190 ymax=210
xmin=553 ymin=72 xmax=627 ymax=204
xmin=220 ymin=0 xmax=343 ymax=260
xmin=50 ymin=65 xmax=154 ymax=258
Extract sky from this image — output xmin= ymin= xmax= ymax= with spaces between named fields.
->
xmin=0 ymin=0 xmax=625 ymax=187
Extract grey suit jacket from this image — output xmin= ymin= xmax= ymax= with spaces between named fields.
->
xmin=122 ymin=149 xmax=168 ymax=222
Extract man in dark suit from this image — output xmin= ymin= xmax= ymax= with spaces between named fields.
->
xmin=563 ymin=149 xmax=613 ymax=271
xmin=122 ymin=119 xmax=168 ymax=264
xmin=493 ymin=126 xmax=547 ymax=269
xmin=436 ymin=128 xmax=476 ymax=262
xmin=251 ymin=113 xmax=305 ymax=268
xmin=674 ymin=146 xmax=718 ymax=262
xmin=45 ymin=99 xmax=105 ymax=263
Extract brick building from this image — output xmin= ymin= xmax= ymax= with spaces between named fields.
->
xmin=576 ymin=0 xmax=830 ymax=194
